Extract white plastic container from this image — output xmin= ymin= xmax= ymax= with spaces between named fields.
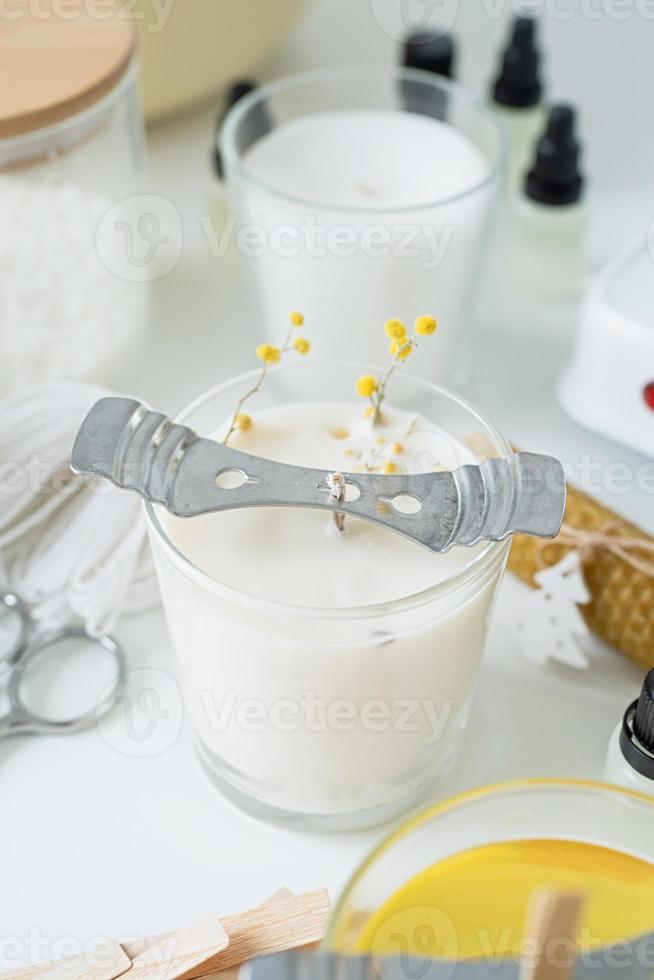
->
xmin=559 ymin=236 xmax=654 ymax=457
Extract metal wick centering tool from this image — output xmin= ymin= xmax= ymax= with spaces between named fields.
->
xmin=71 ymin=398 xmax=566 ymax=553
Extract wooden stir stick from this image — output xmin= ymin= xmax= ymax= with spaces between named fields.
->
xmin=0 ymin=888 xmax=330 ymax=980
xmin=520 ymin=889 xmax=586 ymax=980
xmin=0 ymin=942 xmax=132 ymax=980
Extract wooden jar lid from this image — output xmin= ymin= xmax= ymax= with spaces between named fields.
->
xmin=0 ymin=1 xmax=135 ymax=139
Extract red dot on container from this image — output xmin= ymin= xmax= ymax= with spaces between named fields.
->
xmin=644 ymin=383 xmax=654 ymax=411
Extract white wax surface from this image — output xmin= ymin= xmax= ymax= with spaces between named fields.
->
xmin=243 ymin=110 xmax=488 ymax=210
xmin=164 ymin=400 xmax=479 ymax=607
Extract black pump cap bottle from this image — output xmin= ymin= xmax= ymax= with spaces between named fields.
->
xmin=404 ymin=30 xmax=456 ymax=79
xmin=525 ymin=104 xmax=583 ymax=206
xmin=493 ymin=16 xmax=542 ymax=108
xmin=620 ymin=670 xmax=654 ymax=781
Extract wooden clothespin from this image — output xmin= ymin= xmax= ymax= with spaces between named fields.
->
xmin=520 ymin=889 xmax=586 ymax=980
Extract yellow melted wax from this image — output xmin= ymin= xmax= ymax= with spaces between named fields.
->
xmin=356 ymin=839 xmax=654 ymax=960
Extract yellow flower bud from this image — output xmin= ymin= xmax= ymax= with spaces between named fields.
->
xmin=383 ymin=461 xmax=397 ymax=474
xmin=355 ymin=374 xmax=378 ymax=398
xmin=390 ymin=441 xmax=403 ymax=454
xmin=415 ymin=315 xmax=437 ymax=336
xmin=384 ymin=318 xmax=406 ymax=341
xmin=293 ymin=337 xmax=310 ymax=355
xmin=256 ymin=343 xmax=280 ymax=365
xmin=389 ymin=339 xmax=412 ymax=359
xmin=235 ymin=413 xmax=252 ymax=432
xmin=289 ymin=311 xmax=304 ymax=327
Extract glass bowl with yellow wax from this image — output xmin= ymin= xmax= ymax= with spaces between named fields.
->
xmin=326 ymin=779 xmax=654 ymax=961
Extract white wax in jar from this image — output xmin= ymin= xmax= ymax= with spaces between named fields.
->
xmin=156 ymin=400 xmax=504 ymax=823
xmin=244 ymin=110 xmax=488 ymax=210
xmin=167 ymin=400 xmax=478 ymax=606
xmin=233 ymin=110 xmax=493 ymax=383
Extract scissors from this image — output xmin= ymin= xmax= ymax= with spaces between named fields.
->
xmin=0 ymin=591 xmax=126 ymax=740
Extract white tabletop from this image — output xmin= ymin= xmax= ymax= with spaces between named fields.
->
xmin=2 ymin=2 xmax=653 ymax=968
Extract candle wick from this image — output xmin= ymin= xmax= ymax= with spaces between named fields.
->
xmin=355 ymin=180 xmax=381 ymax=199
xmin=326 ymin=471 xmax=347 ymax=533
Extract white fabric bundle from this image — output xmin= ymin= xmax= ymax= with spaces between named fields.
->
xmin=0 ymin=381 xmax=158 ymax=634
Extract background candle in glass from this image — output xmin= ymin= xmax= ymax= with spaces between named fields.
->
xmin=146 ymin=362 xmax=510 ymax=831
xmin=219 ymin=69 xmax=506 ymax=386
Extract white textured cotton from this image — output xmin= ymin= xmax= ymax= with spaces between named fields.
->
xmin=0 ymin=382 xmax=158 ymax=634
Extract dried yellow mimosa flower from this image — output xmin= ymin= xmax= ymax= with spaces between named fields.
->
xmin=383 ymin=461 xmax=397 ymax=474
xmin=224 ymin=312 xmax=309 ymax=445
xmin=415 ymin=315 xmax=437 ymax=336
xmin=384 ymin=318 xmax=406 ymax=341
xmin=388 ymin=339 xmax=412 ymax=359
xmin=355 ymin=313 xmax=438 ymax=427
xmin=256 ymin=344 xmax=281 ymax=365
xmin=356 ymin=375 xmax=378 ymax=398
xmin=390 ymin=442 xmax=403 ymax=454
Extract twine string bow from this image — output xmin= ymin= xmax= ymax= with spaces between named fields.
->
xmin=537 ymin=519 xmax=654 ymax=580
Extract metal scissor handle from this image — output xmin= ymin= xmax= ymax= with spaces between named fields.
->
xmin=0 ymin=593 xmax=127 ymax=740
xmin=0 ymin=592 xmax=33 ymax=666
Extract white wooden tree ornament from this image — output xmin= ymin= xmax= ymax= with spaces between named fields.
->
xmin=515 ymin=550 xmax=591 ymax=669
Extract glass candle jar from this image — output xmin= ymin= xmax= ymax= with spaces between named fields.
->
xmin=219 ymin=68 xmax=506 ymax=387
xmin=146 ymin=362 xmax=510 ymax=831
xmin=327 ymin=779 xmax=654 ymax=955
xmin=0 ymin=5 xmax=148 ymax=395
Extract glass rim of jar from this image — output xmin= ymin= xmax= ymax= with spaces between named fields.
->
xmin=325 ymin=776 xmax=654 ymax=949
xmin=0 ymin=53 xmax=139 ymax=165
xmin=219 ymin=65 xmax=509 ymax=216
xmin=144 ymin=360 xmax=512 ymax=622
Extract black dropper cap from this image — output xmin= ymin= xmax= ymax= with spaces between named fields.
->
xmin=404 ymin=30 xmax=456 ymax=79
xmin=492 ymin=16 xmax=542 ymax=108
xmin=214 ymin=79 xmax=260 ymax=181
xmin=620 ymin=670 xmax=654 ymax=781
xmin=525 ymin=104 xmax=583 ymax=206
